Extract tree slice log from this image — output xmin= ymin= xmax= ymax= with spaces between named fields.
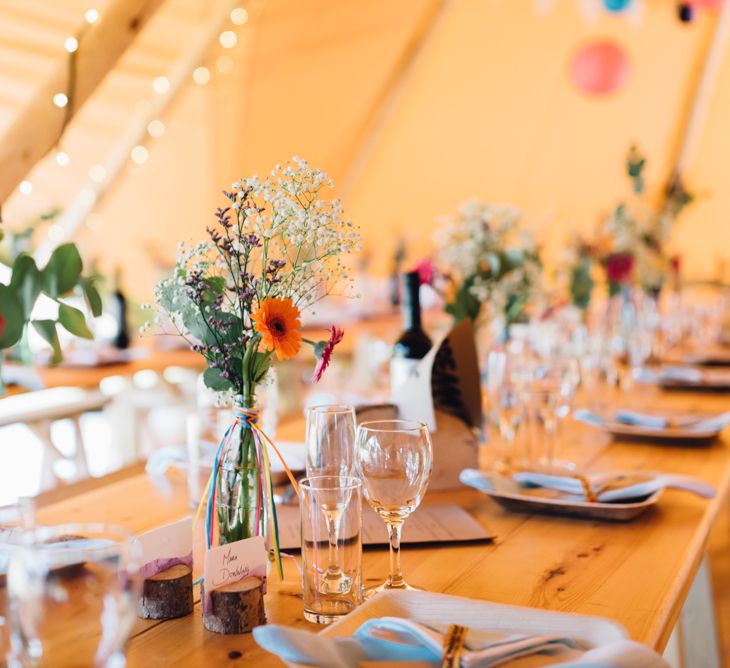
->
xmin=139 ymin=563 xmax=193 ymax=620
xmin=202 ymin=576 xmax=266 ymax=634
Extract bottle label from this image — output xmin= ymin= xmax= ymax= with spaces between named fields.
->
xmin=390 ymin=358 xmax=421 ymax=394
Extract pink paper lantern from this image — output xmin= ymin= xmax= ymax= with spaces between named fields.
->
xmin=570 ymin=40 xmax=631 ymax=95
xmin=695 ymin=0 xmax=724 ymax=10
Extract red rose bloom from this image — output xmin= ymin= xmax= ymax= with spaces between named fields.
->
xmin=605 ymin=253 xmax=634 ymax=284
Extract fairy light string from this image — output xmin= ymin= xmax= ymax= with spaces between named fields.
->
xmin=24 ymin=5 xmax=250 ymax=201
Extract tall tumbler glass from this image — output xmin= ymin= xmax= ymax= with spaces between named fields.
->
xmin=300 ymin=476 xmax=362 ymax=624
xmin=305 ymin=405 xmax=356 ymax=594
xmin=6 ymin=523 xmax=141 ymax=667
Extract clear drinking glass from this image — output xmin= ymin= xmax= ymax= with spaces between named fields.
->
xmin=355 ymin=420 xmax=432 ymax=595
xmin=305 ymin=405 xmax=356 ymax=594
xmin=300 ymin=476 xmax=362 ymax=624
xmin=5 ymin=523 xmax=141 ymax=667
xmin=529 ymin=358 xmax=580 ymax=470
xmin=305 ymin=405 xmax=356 ymax=477
xmin=485 ymin=350 xmax=530 ymax=470
xmin=0 ymin=500 xmax=35 ymax=662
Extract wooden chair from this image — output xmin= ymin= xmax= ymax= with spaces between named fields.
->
xmin=0 ymin=386 xmax=110 ymax=490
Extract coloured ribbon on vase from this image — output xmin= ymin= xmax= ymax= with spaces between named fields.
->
xmin=194 ymin=406 xmax=300 ymax=581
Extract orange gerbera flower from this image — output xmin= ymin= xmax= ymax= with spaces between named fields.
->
xmin=251 ymin=297 xmax=302 ymax=360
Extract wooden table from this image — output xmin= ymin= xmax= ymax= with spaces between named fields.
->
xmin=35 ymin=383 xmax=730 ymax=666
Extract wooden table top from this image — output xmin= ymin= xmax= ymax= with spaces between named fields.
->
xmin=35 ymin=383 xmax=730 ymax=666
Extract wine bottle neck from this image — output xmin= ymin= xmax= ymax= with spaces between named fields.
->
xmin=401 ymin=273 xmax=422 ymax=331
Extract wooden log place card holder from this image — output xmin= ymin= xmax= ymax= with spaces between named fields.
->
xmin=133 ymin=516 xmax=194 ymax=620
xmin=201 ymin=535 xmax=268 ymax=634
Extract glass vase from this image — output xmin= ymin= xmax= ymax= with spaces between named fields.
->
xmin=215 ymin=398 xmax=269 ymax=547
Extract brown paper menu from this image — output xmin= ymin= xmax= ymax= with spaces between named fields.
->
xmin=276 ymin=503 xmax=492 ymax=551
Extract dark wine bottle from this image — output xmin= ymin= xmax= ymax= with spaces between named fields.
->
xmin=389 ymin=239 xmax=406 ymax=308
xmin=110 ymin=267 xmax=130 ymax=350
xmin=390 ymin=271 xmax=432 ymax=392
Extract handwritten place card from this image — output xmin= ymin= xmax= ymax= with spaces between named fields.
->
xmin=203 ymin=535 xmax=267 ymax=592
xmin=133 ymin=516 xmax=193 ymax=580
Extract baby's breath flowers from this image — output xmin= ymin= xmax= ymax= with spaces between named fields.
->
xmin=152 ymin=157 xmax=361 ymax=403
xmin=433 ymin=199 xmax=542 ymax=326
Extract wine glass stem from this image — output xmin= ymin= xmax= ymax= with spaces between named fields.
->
xmin=545 ymin=419 xmax=556 ymax=468
xmin=386 ymin=520 xmax=405 ymax=588
xmin=325 ymin=511 xmax=342 ymax=575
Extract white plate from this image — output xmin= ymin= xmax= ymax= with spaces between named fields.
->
xmin=596 ymin=419 xmax=721 ymax=442
xmin=465 ymin=473 xmax=662 ymax=522
xmin=289 ymin=590 xmax=628 ymax=667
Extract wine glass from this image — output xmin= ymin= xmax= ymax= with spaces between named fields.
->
xmin=529 ymin=357 xmax=580 ymax=470
xmin=305 ymin=405 xmax=356 ymax=594
xmin=5 ymin=523 xmax=141 ymax=667
xmin=485 ymin=350 xmax=530 ymax=471
xmin=355 ymin=420 xmax=432 ymax=595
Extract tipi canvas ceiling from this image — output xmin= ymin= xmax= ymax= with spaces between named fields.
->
xmin=1 ymin=0 xmax=730 ymax=298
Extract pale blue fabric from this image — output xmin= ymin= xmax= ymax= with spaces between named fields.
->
xmin=614 ymin=410 xmax=667 ymax=429
xmin=572 ymin=409 xmax=605 ymax=428
xmin=254 ymin=617 xmax=669 ymax=667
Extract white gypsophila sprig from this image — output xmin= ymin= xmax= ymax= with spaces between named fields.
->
xmin=228 ymin=157 xmax=362 ymax=309
xmin=435 ymin=200 xmax=522 ymax=280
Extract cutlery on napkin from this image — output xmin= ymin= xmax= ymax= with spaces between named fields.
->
xmin=254 ymin=617 xmax=579 ymax=667
xmin=511 ymin=471 xmax=716 ymax=503
xmin=254 ymin=617 xmax=671 ymax=667
xmin=659 ymin=366 xmax=703 ymax=383
xmin=572 ymin=409 xmax=670 ymax=430
xmin=573 ymin=408 xmax=730 ymax=432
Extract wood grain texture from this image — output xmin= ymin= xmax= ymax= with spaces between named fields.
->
xmin=140 ymin=564 xmax=194 ymax=620
xmin=35 ymin=383 xmax=730 ymax=666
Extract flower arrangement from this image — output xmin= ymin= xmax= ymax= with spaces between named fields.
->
xmin=563 ymin=145 xmax=690 ymax=308
xmin=430 ymin=199 xmax=542 ymax=326
xmin=600 ymin=146 xmax=690 ymax=295
xmin=151 ymin=157 xmax=361 ymax=557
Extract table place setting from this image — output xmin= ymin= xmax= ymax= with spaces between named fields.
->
xmin=253 ymin=589 xmax=670 ymax=667
xmin=572 ymin=407 xmax=730 ymax=441
xmin=654 ymin=365 xmax=730 ymax=391
xmin=459 ymin=468 xmax=716 ymax=521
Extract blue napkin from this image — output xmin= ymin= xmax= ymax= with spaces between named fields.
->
xmin=659 ymin=366 xmax=702 ymax=383
xmin=254 ymin=616 xmax=670 ymax=667
xmin=572 ymin=409 xmax=605 ymax=428
xmin=614 ymin=410 xmax=668 ymax=429
xmin=254 ymin=616 xmax=576 ymax=667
